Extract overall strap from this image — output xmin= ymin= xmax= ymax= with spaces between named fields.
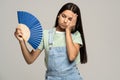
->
xmin=48 ymin=28 xmax=55 ymax=49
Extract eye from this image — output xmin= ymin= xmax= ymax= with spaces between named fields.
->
xmin=61 ymin=14 xmax=66 ymax=18
xmin=68 ymin=17 xmax=72 ymax=21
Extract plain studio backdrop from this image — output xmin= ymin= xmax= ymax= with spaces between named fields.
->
xmin=0 ymin=0 xmax=120 ymax=80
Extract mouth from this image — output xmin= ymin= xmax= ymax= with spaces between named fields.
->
xmin=60 ymin=24 xmax=67 ymax=27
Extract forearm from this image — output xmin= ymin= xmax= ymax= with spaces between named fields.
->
xmin=65 ymin=29 xmax=78 ymax=61
xmin=19 ymin=41 xmax=33 ymax=64
xmin=14 ymin=27 xmax=41 ymax=64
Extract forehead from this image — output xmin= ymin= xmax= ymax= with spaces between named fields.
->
xmin=61 ymin=10 xmax=74 ymax=17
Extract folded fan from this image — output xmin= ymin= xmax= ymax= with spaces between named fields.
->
xmin=17 ymin=11 xmax=43 ymax=49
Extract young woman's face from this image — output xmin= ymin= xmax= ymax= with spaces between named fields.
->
xmin=57 ymin=10 xmax=76 ymax=31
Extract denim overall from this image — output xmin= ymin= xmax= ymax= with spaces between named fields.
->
xmin=45 ymin=29 xmax=83 ymax=80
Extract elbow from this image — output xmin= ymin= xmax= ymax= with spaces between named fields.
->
xmin=27 ymin=62 xmax=32 ymax=65
xmin=68 ymin=55 xmax=76 ymax=62
xmin=68 ymin=50 xmax=78 ymax=62
xmin=26 ymin=60 xmax=33 ymax=65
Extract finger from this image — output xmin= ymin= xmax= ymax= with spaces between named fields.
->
xmin=66 ymin=21 xmax=70 ymax=26
xmin=16 ymin=28 xmax=23 ymax=35
xmin=16 ymin=33 xmax=23 ymax=39
xmin=18 ymin=34 xmax=22 ymax=38
xmin=16 ymin=27 xmax=22 ymax=32
xmin=15 ymin=30 xmax=23 ymax=37
xmin=72 ymin=14 xmax=78 ymax=21
xmin=73 ymin=13 xmax=78 ymax=17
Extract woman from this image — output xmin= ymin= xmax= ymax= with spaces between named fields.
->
xmin=14 ymin=2 xmax=87 ymax=80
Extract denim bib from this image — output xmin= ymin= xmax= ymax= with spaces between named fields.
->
xmin=45 ymin=29 xmax=83 ymax=80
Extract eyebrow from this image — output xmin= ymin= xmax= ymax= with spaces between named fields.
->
xmin=61 ymin=13 xmax=73 ymax=18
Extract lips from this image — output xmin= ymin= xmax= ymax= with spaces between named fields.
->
xmin=60 ymin=24 xmax=67 ymax=27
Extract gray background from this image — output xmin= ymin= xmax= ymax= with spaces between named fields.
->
xmin=0 ymin=0 xmax=120 ymax=80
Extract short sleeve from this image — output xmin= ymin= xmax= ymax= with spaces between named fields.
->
xmin=38 ymin=29 xmax=49 ymax=51
xmin=38 ymin=30 xmax=45 ymax=50
xmin=73 ymin=31 xmax=83 ymax=64
xmin=73 ymin=31 xmax=83 ymax=46
xmin=38 ymin=37 xmax=44 ymax=50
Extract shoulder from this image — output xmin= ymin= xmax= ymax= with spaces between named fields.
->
xmin=43 ymin=28 xmax=54 ymax=34
xmin=72 ymin=31 xmax=81 ymax=38
xmin=72 ymin=31 xmax=83 ymax=45
xmin=43 ymin=28 xmax=56 ymax=36
xmin=42 ymin=29 xmax=50 ymax=37
xmin=42 ymin=28 xmax=53 ymax=39
xmin=43 ymin=29 xmax=49 ymax=34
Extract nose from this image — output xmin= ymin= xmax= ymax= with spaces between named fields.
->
xmin=64 ymin=18 xmax=68 ymax=23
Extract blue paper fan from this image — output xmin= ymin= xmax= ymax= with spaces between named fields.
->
xmin=17 ymin=11 xmax=43 ymax=49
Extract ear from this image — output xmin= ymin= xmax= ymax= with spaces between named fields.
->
xmin=58 ymin=15 xmax=60 ymax=18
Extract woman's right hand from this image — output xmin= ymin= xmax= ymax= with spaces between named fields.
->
xmin=14 ymin=27 xmax=24 ymax=42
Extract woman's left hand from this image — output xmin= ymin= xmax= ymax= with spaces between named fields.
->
xmin=66 ymin=13 xmax=78 ymax=31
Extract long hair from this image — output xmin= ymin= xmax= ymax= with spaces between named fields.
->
xmin=54 ymin=3 xmax=87 ymax=64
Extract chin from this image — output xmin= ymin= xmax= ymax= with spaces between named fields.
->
xmin=60 ymin=25 xmax=66 ymax=29
xmin=60 ymin=26 xmax=66 ymax=30
xmin=57 ymin=25 xmax=66 ymax=31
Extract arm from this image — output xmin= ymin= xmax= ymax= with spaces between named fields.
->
xmin=65 ymin=13 xmax=80 ymax=61
xmin=19 ymin=40 xmax=42 ymax=64
xmin=14 ymin=27 xmax=42 ymax=64
xmin=65 ymin=29 xmax=80 ymax=61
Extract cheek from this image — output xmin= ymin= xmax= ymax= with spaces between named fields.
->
xmin=58 ymin=18 xmax=63 ymax=24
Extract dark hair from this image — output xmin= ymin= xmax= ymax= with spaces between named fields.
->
xmin=54 ymin=2 xmax=87 ymax=64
